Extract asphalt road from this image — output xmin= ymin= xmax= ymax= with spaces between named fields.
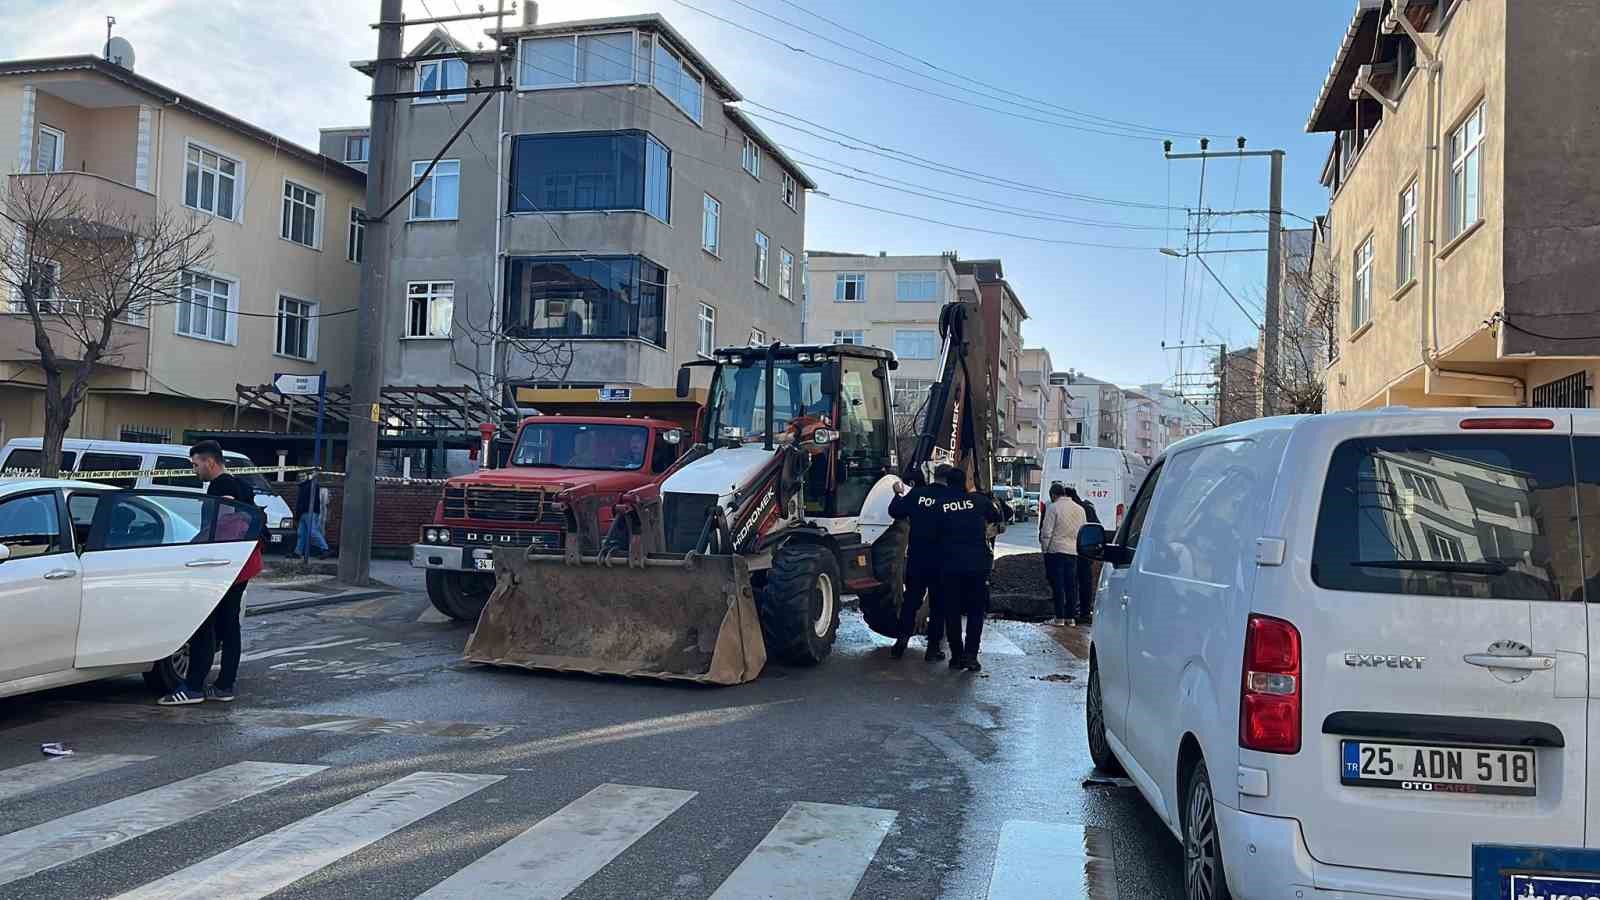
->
xmin=0 ymin=569 xmax=1184 ymax=899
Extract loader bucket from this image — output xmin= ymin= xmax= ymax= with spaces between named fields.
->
xmin=462 ymin=549 xmax=766 ymax=685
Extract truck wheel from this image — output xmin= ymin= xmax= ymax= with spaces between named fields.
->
xmin=426 ymin=570 xmax=493 ymax=622
xmin=856 ymin=521 xmax=907 ymax=638
xmin=760 ymin=542 xmax=842 ymax=665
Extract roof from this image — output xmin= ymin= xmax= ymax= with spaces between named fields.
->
xmin=723 ymin=105 xmax=817 ymax=190
xmin=491 ymin=14 xmax=743 ymax=103
xmin=1305 ymin=0 xmax=1384 ymax=133
xmin=0 ymin=478 xmax=117 ymax=493
xmin=350 ymin=27 xmax=502 ymax=77
xmin=0 ymin=56 xmax=364 ymax=184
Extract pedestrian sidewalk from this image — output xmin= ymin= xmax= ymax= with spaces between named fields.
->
xmin=246 ymin=557 xmax=416 ymax=617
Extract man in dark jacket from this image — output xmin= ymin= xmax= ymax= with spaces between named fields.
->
xmin=1069 ymin=487 xmax=1100 ymax=622
xmin=933 ymin=464 xmax=1003 ymax=672
xmin=888 ymin=468 xmax=948 ymax=661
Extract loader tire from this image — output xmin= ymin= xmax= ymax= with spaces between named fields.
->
xmin=427 ymin=570 xmax=493 ymax=622
xmin=856 ymin=520 xmax=907 ymax=638
xmin=760 ymin=542 xmax=841 ymax=666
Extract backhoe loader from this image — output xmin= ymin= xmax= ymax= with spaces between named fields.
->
xmin=462 ymin=300 xmax=997 ymax=684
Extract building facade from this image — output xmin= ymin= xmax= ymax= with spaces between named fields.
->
xmin=0 ymin=54 xmax=364 ymax=444
xmin=1309 ymin=0 xmax=1600 ymax=411
xmin=348 ymin=14 xmax=813 ymax=397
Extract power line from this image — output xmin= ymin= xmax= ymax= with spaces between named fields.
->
xmin=809 ymin=195 xmax=1162 ymax=250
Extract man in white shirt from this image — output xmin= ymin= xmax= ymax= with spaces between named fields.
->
xmin=1039 ymin=482 xmax=1087 ymax=626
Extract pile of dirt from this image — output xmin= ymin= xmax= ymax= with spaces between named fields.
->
xmin=988 ymin=553 xmax=1053 ymax=618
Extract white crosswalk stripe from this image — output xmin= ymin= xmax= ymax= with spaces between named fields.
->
xmin=417 ymin=783 xmax=695 ymax=899
xmin=113 ymin=771 xmax=502 ymax=900
xmin=986 ymin=820 xmax=1117 ymax=899
xmin=0 ymin=753 xmax=154 ymax=804
xmin=709 ymin=801 xmax=896 ymax=900
xmin=0 ymin=761 xmax=324 ymax=887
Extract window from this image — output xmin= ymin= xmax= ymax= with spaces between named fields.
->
xmin=503 ymin=255 xmax=668 ymax=346
xmin=749 ymin=327 xmax=766 ymax=346
xmin=518 ymin=33 xmax=635 ymax=89
xmin=896 ymin=271 xmax=939 ymax=302
xmin=1114 ymin=461 xmax=1164 ymax=550
xmin=508 ymin=133 xmax=668 ymax=221
xmin=1140 ymin=440 xmax=1261 ymax=585
xmin=835 ymin=272 xmax=866 ymax=302
xmin=1448 ymin=103 xmax=1485 ymax=239
xmin=0 ymin=493 xmax=65 ymax=560
xmin=23 ymin=259 xmax=61 ymax=307
xmin=753 ymin=231 xmax=770 ymax=286
xmin=407 ymin=281 xmax=454 ymax=338
xmin=781 ymin=172 xmax=797 ymax=210
xmin=410 ymin=160 xmax=460 ymax=221
xmin=894 ymin=329 xmax=938 ymax=360
xmin=154 ymin=455 xmax=203 ymax=489
xmin=697 ymin=303 xmax=716 ymax=356
xmin=1313 ymin=435 xmax=1582 ymax=601
xmin=702 ymin=193 xmax=720 ymax=255
xmin=652 ymin=38 xmax=704 ymax=123
xmin=415 ymin=59 xmax=467 ymax=103
xmin=281 ymin=181 xmax=321 ymax=248
xmin=36 ymin=125 xmax=64 ymax=172
xmin=836 ymin=356 xmax=893 ymax=516
xmin=778 ymin=249 xmax=794 ymax=300
xmin=347 ymin=208 xmax=365 ymax=263
xmin=176 ymin=271 xmax=233 ymax=343
xmin=1399 ymin=469 xmax=1444 ymax=506
xmin=275 ymin=295 xmax=316 ymax=360
xmin=833 ymin=329 xmax=865 ymax=345
xmin=184 ymin=144 xmax=239 ymax=219
xmin=344 ymin=135 xmax=369 ymax=163
xmin=742 ymin=137 xmax=761 ymax=179
xmin=1 ymin=449 xmax=75 ymax=475
xmin=1352 ymin=235 xmax=1373 ymax=331
xmin=1398 ymin=181 xmax=1417 ymax=286
xmin=79 ymin=452 xmax=142 ymax=489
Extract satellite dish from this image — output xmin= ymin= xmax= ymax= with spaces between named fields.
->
xmin=105 ymin=37 xmax=135 ymax=70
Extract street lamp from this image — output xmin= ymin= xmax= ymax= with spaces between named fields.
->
xmin=1159 ymin=247 xmax=1186 ymax=258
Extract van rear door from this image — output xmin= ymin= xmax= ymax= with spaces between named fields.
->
xmin=1288 ymin=420 xmax=1586 ymax=878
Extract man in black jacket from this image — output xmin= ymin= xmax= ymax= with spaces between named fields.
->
xmin=1069 ymin=487 xmax=1100 ymax=623
xmin=887 ymin=469 xmax=948 ymax=661
xmin=933 ymin=464 xmax=1004 ymax=672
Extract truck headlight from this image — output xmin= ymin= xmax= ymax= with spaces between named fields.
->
xmin=434 ymin=528 xmax=451 ymax=544
xmin=278 ymin=517 xmax=294 ymax=529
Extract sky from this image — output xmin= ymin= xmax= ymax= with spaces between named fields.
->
xmin=3 ymin=0 xmax=1356 ymax=390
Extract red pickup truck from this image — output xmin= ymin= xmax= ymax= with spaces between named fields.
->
xmin=412 ymin=387 xmax=704 ymax=620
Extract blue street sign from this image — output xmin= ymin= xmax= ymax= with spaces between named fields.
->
xmin=1474 ymin=844 xmax=1600 ymax=899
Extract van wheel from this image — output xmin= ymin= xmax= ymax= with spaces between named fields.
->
xmin=760 ymin=542 xmax=841 ymax=665
xmin=856 ymin=521 xmax=908 ymax=638
xmin=426 ymin=570 xmax=493 ymax=622
xmin=1086 ymin=656 xmax=1123 ymax=774
xmin=1182 ymin=758 xmax=1231 ymax=900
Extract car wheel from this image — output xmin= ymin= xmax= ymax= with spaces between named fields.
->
xmin=143 ymin=640 xmax=197 ymax=694
xmin=1086 ymin=656 xmax=1123 ymax=774
xmin=1183 ymin=758 xmax=1231 ymax=900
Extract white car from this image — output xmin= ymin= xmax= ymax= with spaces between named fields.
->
xmin=0 ymin=479 xmax=263 ymax=700
xmin=1078 ymin=409 xmax=1599 ymax=899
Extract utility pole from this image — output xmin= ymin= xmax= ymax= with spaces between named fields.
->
xmin=1217 ymin=343 xmax=1228 ymax=425
xmin=340 ymin=0 xmax=404 ymax=586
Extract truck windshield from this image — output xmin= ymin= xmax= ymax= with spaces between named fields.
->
xmin=511 ymin=423 xmax=649 ymax=471
xmin=708 ymin=360 xmax=832 ymax=443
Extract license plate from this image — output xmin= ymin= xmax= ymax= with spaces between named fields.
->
xmin=1341 ymin=740 xmax=1535 ymax=796
xmin=473 ymin=558 xmax=495 ymax=571
xmin=269 ymin=533 xmax=283 ymax=543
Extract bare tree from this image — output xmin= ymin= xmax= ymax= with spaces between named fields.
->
xmin=1220 ymin=239 xmax=1340 ymax=421
xmin=448 ymin=288 xmax=574 ymax=439
xmin=0 ymin=171 xmax=213 ymax=476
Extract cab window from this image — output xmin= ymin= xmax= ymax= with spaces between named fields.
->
xmin=1115 ymin=462 xmax=1164 ymax=553
xmin=0 ymin=492 xmax=67 ymax=559
xmin=650 ymin=432 xmax=679 ymax=474
xmin=836 ymin=357 xmax=892 ymax=516
xmin=79 ymin=452 xmax=142 ymax=489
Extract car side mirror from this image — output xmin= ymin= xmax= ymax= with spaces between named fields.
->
xmin=0 ymin=543 xmax=11 ymax=563
xmin=675 ymin=366 xmax=691 ymax=399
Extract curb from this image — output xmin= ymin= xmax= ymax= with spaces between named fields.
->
xmin=245 ymin=589 xmax=396 ymax=617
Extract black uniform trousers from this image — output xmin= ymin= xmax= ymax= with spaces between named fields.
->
xmin=1077 ymin=558 xmax=1098 ymax=621
xmin=942 ymin=572 xmax=990 ymax=660
xmin=897 ymin=562 xmax=943 ymax=648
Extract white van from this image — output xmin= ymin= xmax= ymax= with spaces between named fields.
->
xmin=0 ymin=439 xmax=295 ymax=548
xmin=1038 ymin=445 xmax=1149 ymax=528
xmin=1078 ymin=409 xmax=1600 ymax=899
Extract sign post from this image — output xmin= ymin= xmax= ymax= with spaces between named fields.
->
xmin=274 ymin=372 xmax=327 ymax=563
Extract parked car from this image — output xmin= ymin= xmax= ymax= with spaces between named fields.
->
xmin=1078 ymin=410 xmax=1598 ymax=899
xmin=1019 ymin=490 xmax=1040 ymax=520
xmin=0 ymin=479 xmax=263 ymax=700
xmin=990 ymin=485 xmax=1018 ymax=523
xmin=0 ymin=438 xmax=296 ymax=549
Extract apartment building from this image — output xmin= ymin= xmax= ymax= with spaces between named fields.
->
xmin=1309 ymin=0 xmax=1600 ymax=411
xmin=1017 ymin=347 xmax=1070 ymax=461
xmin=802 ymin=251 xmax=956 ymax=421
xmin=346 ymin=13 xmax=813 ymax=395
xmin=0 ymin=53 xmax=363 ymax=443
xmin=953 ymin=258 xmax=1027 ymax=447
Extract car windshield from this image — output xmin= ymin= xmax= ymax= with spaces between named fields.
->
xmin=510 ymin=423 xmax=649 ymax=471
xmin=708 ymin=359 xmax=832 ymax=444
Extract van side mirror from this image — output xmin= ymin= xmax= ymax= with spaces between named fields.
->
xmin=675 ymin=366 xmax=691 ymax=399
xmin=1077 ymin=523 xmax=1134 ymax=568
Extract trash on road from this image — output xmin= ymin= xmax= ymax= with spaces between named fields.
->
xmin=40 ymin=742 xmax=74 ymax=756
xmin=1029 ymin=672 xmax=1076 ymax=683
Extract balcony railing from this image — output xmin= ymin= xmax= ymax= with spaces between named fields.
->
xmin=7 ymin=172 xmax=157 ymax=225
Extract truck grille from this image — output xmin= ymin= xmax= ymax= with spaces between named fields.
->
xmin=663 ymin=492 xmax=718 ymax=554
xmin=443 ymin=485 xmax=566 ymax=525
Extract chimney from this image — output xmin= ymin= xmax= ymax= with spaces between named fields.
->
xmin=523 ymin=1 xmax=539 ymax=25
xmin=878 ymin=251 xmax=886 ymax=258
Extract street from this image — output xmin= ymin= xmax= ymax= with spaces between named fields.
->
xmin=0 ymin=550 xmax=1184 ymax=900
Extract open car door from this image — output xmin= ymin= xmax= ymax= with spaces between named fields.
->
xmin=74 ymin=490 xmax=263 ymax=669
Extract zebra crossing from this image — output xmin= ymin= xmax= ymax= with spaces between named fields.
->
xmin=0 ymin=753 xmax=1116 ymax=899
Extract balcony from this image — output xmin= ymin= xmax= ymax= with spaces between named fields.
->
xmin=7 ymin=172 xmax=157 ymax=228
xmin=0 ymin=301 xmax=149 ymax=373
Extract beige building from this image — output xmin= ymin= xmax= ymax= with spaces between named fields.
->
xmin=0 ymin=54 xmax=364 ymax=443
xmin=1309 ymin=0 xmax=1600 ymax=411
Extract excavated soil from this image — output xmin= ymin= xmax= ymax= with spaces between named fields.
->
xmin=988 ymin=553 xmax=1053 ymax=619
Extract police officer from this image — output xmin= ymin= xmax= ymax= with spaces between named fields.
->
xmin=888 ymin=468 xmax=948 ymax=661
xmin=932 ymin=464 xmax=1004 ymax=672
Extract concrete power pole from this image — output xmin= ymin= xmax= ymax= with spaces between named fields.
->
xmin=339 ymin=0 xmax=404 ymax=586
xmin=1262 ymin=150 xmax=1285 ymax=418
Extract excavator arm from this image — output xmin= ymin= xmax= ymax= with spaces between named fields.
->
xmin=903 ymin=301 xmax=997 ymax=493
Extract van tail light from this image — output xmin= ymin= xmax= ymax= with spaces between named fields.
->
xmin=1459 ymin=417 xmax=1555 ymax=430
xmin=1114 ymin=502 xmax=1125 ymax=526
xmin=1240 ymin=614 xmax=1301 ymax=754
